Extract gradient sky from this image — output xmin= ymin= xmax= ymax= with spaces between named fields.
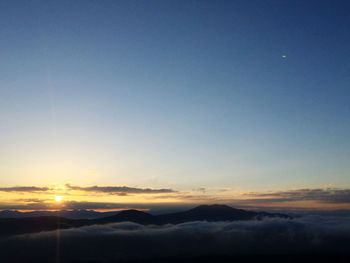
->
xmin=1 ymin=0 xmax=350 ymax=210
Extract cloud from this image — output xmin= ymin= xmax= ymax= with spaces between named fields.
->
xmin=0 ymin=186 xmax=50 ymax=192
xmin=65 ymin=183 xmax=175 ymax=195
xmin=145 ymin=188 xmax=350 ymax=208
xmin=0 ymin=201 xmax=51 ymax=211
xmin=243 ymin=188 xmax=350 ymax=204
xmin=62 ymin=201 xmax=144 ymax=210
xmin=0 ymin=201 xmax=129 ymax=211
xmin=1 ymin=216 xmax=350 ymax=262
xmin=0 ymin=184 xmax=174 ymax=195
xmin=16 ymin=198 xmax=50 ymax=203
xmin=193 ymin=187 xmax=206 ymax=193
xmin=1 ymin=185 xmax=350 ymax=212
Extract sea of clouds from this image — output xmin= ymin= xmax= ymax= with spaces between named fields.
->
xmin=1 ymin=215 xmax=350 ymax=262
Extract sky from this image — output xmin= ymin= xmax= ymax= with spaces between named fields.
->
xmin=0 ymin=0 xmax=350 ymax=211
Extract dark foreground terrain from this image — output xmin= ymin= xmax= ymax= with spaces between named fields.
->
xmin=2 ymin=255 xmax=350 ymax=263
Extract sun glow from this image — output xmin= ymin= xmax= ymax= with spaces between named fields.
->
xmin=55 ymin=196 xmax=63 ymax=202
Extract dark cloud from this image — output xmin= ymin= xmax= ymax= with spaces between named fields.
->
xmin=62 ymin=201 xmax=141 ymax=210
xmin=0 ymin=186 xmax=50 ymax=192
xmin=0 ymin=202 xmax=51 ymax=211
xmin=65 ymin=183 xmax=174 ymax=195
xmin=1 ymin=216 xmax=350 ymax=262
xmin=0 ymin=184 xmax=174 ymax=195
xmin=244 ymin=188 xmax=350 ymax=204
xmin=0 ymin=201 xmax=129 ymax=211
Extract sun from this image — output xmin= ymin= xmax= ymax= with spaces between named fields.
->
xmin=55 ymin=196 xmax=63 ymax=202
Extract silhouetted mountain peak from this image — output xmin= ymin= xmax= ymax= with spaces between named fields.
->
xmin=117 ymin=209 xmax=152 ymax=217
xmin=98 ymin=209 xmax=154 ymax=224
xmin=162 ymin=204 xmax=256 ymax=222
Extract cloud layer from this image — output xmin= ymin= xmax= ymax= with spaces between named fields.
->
xmin=244 ymin=188 xmax=350 ymax=204
xmin=65 ymin=183 xmax=174 ymax=194
xmin=1 ymin=216 xmax=350 ymax=262
xmin=0 ymin=184 xmax=174 ymax=195
xmin=0 ymin=186 xmax=50 ymax=192
xmin=1 ymin=185 xmax=350 ymax=211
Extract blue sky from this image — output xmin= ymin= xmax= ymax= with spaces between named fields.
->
xmin=1 ymin=0 xmax=349 ymax=195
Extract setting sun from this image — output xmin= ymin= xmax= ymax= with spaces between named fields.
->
xmin=55 ymin=196 xmax=62 ymax=202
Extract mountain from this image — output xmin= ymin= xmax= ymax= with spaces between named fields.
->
xmin=0 ymin=209 xmax=118 ymax=219
xmin=157 ymin=204 xmax=259 ymax=224
xmin=157 ymin=204 xmax=290 ymax=224
xmin=0 ymin=205 xmax=291 ymax=237
xmin=96 ymin=204 xmax=263 ymax=225
xmin=97 ymin=209 xmax=155 ymax=224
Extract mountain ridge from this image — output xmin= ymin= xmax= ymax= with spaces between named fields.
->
xmin=0 ymin=209 xmax=119 ymax=219
xmin=0 ymin=204 xmax=292 ymax=237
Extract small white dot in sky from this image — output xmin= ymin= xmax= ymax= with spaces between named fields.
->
xmin=282 ymin=55 xmax=287 ymax=59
